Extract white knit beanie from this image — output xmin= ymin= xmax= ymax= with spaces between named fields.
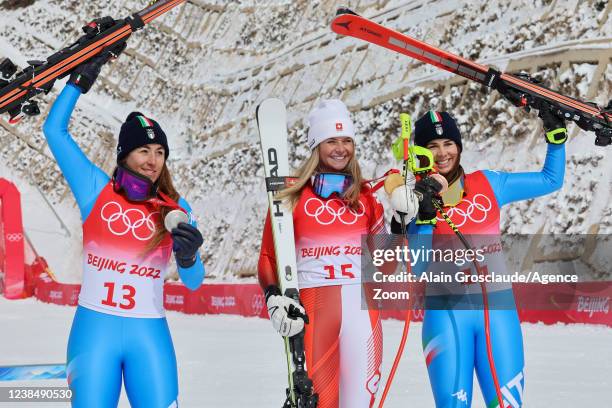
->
xmin=307 ymin=99 xmax=355 ymax=150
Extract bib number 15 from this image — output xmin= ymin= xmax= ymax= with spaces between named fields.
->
xmin=101 ymin=282 xmax=136 ymax=310
xmin=324 ymin=264 xmax=355 ymax=280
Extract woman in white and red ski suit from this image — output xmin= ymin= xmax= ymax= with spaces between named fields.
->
xmin=258 ymin=99 xmax=419 ymax=408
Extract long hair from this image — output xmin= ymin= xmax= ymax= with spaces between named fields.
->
xmin=148 ymin=163 xmax=180 ymax=252
xmin=278 ymin=144 xmax=365 ymax=210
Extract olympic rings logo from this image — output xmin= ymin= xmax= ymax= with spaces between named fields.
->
xmin=251 ymin=293 xmax=265 ymax=315
xmin=100 ymin=201 xmax=159 ymax=241
xmin=4 ymin=233 xmax=23 ymax=242
xmin=304 ymin=197 xmax=365 ymax=225
xmin=438 ymin=194 xmax=492 ymax=228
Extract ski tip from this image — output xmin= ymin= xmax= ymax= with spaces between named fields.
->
xmin=336 ymin=8 xmax=359 ymax=17
xmin=256 ymin=98 xmax=286 ymax=124
xmin=257 ymin=98 xmax=285 ymax=111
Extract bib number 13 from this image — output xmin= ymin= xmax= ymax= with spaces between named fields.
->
xmin=101 ymin=282 xmax=136 ymax=310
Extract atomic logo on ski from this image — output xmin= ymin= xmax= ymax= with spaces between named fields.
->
xmin=359 ymin=27 xmax=383 ymax=39
xmin=335 ymin=21 xmax=351 ymax=31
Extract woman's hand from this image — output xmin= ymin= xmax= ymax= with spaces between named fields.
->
xmin=414 ymin=174 xmax=448 ymax=223
xmin=171 ymin=222 xmax=204 ymax=268
xmin=539 ymin=105 xmax=568 ymax=145
xmin=68 ymin=41 xmax=126 ymax=93
xmin=385 ymin=172 xmax=419 ymax=224
xmin=265 ymin=285 xmax=308 ymax=338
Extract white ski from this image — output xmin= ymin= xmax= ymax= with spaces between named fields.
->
xmin=256 ymin=98 xmax=317 ymax=408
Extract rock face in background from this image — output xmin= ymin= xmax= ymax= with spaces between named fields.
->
xmin=0 ymin=0 xmax=610 ymax=281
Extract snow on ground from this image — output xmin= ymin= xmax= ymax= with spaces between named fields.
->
xmin=0 ymin=297 xmax=610 ymax=407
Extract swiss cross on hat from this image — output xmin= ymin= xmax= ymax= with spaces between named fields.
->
xmin=307 ymin=99 xmax=356 ymax=150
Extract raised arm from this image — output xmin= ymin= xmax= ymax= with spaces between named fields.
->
xmin=483 ymin=143 xmax=565 ymax=207
xmin=42 ymin=83 xmax=109 ymax=220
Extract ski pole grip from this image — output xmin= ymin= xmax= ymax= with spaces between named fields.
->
xmin=288 ymin=304 xmax=309 ymax=324
xmin=400 ymin=113 xmax=411 ymax=162
xmin=400 ymin=113 xmax=411 ymax=139
xmin=391 ymin=113 xmax=412 ymax=162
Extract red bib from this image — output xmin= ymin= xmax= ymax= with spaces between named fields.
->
xmin=435 ymin=171 xmax=500 ymax=235
xmin=80 ymin=182 xmax=173 ymax=317
xmin=430 ymin=171 xmax=510 ymax=295
xmin=293 ymin=185 xmax=383 ymax=288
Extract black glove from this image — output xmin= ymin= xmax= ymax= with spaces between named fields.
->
xmin=171 ymin=222 xmax=204 ymax=268
xmin=81 ymin=17 xmax=117 ymax=39
xmin=539 ymin=104 xmax=568 ymax=144
xmin=68 ymin=41 xmax=126 ymax=93
xmin=415 ymin=177 xmax=443 ymax=224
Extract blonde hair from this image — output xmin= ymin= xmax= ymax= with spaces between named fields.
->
xmin=278 ymin=144 xmax=365 ymax=210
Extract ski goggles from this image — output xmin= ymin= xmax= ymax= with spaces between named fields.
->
xmin=311 ymin=172 xmax=353 ymax=199
xmin=113 ymin=165 xmax=158 ymax=202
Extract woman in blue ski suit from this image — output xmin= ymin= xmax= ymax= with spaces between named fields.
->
xmin=43 ymin=50 xmax=205 ymax=407
xmin=407 ymin=109 xmax=567 ymax=408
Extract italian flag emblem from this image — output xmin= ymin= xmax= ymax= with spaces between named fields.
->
xmin=430 ymin=111 xmax=444 ymax=135
xmin=137 ymin=115 xmax=154 ymax=128
xmin=429 ymin=111 xmax=443 ymax=123
xmin=423 ymin=334 xmax=443 ymax=367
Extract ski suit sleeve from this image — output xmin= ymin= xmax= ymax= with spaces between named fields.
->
xmin=365 ymin=192 xmax=400 ymax=275
xmin=176 ymin=197 xmax=205 ymax=291
xmin=368 ymin=192 xmax=387 ymax=235
xmin=258 ymin=211 xmax=279 ymax=289
xmin=482 ymin=143 xmax=565 ymax=207
xmin=42 ymin=83 xmax=109 ymax=220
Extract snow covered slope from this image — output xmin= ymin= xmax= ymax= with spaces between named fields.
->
xmin=0 ymin=0 xmax=610 ymax=281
